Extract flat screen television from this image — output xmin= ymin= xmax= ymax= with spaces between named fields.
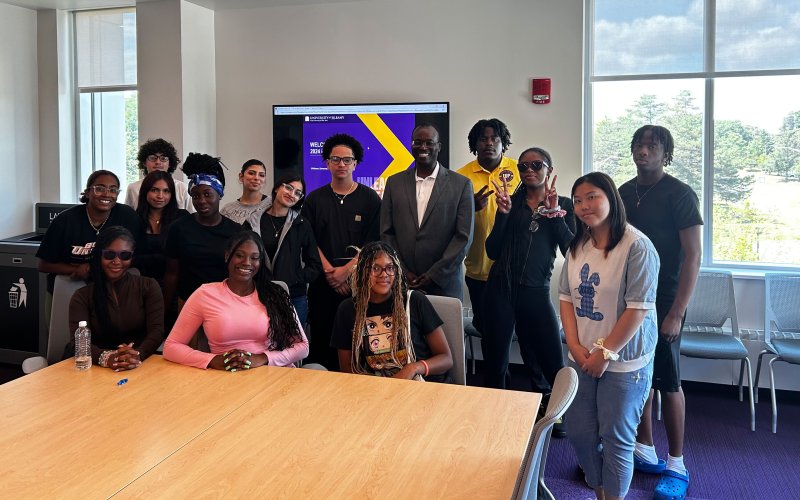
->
xmin=273 ymin=102 xmax=449 ymax=196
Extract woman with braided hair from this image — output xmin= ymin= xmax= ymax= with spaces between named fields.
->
xmin=163 ymin=153 xmax=244 ymax=315
xmin=164 ymin=231 xmax=308 ymax=369
xmin=330 ymin=241 xmax=453 ymax=381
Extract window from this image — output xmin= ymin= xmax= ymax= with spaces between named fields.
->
xmin=586 ymin=0 xmax=800 ymax=269
xmin=75 ymin=8 xmax=138 ymax=195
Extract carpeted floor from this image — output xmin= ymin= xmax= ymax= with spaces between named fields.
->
xmin=467 ymin=363 xmax=800 ymax=500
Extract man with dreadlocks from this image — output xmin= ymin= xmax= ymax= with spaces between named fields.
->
xmin=163 ymin=152 xmax=245 ymax=316
xmin=330 ymin=241 xmax=453 ymax=382
xmin=456 ymin=118 xmax=519 ymax=353
xmin=619 ymin=125 xmax=702 ymax=500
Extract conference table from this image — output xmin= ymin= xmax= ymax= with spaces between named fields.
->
xmin=0 ymin=356 xmax=539 ymax=499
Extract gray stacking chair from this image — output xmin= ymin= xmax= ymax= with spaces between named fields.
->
xmin=679 ymin=270 xmax=755 ymax=431
xmin=511 ymin=366 xmax=578 ymax=500
xmin=754 ymin=273 xmax=800 ymax=433
xmin=427 ymin=295 xmax=466 ymax=385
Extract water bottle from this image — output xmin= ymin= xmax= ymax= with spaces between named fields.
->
xmin=75 ymin=321 xmax=91 ymax=371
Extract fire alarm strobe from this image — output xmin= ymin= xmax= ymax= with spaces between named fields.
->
xmin=532 ymin=78 xmax=551 ymax=104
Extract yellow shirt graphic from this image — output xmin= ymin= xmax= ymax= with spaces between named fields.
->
xmin=457 ymin=156 xmax=520 ymax=281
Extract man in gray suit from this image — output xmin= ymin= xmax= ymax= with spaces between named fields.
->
xmin=381 ymin=124 xmax=474 ymax=300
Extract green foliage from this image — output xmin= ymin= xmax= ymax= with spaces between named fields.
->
xmin=124 ymin=93 xmax=139 ymax=184
xmin=712 ymin=202 xmax=766 ymax=262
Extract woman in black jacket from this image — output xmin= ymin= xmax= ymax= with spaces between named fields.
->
xmin=482 ymin=147 xmax=576 ymax=394
xmin=247 ymin=174 xmax=321 ymax=327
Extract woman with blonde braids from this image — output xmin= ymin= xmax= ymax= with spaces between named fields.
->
xmin=330 ymin=241 xmax=453 ymax=381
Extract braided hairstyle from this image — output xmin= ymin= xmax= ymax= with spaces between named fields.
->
xmin=89 ymin=226 xmax=136 ymax=336
xmin=225 ymin=231 xmax=303 ymax=351
xmin=348 ymin=241 xmax=415 ymax=375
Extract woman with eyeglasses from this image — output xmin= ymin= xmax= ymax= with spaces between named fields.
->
xmin=482 ymin=147 xmax=575 ymax=399
xmin=125 ymin=138 xmax=194 ymax=212
xmin=67 ymin=226 xmax=164 ymax=370
xmin=164 ymin=231 xmax=308 ymax=370
xmin=134 ymin=171 xmax=189 ymax=285
xmin=37 ymin=170 xmax=145 ymax=321
xmin=220 ymin=159 xmax=271 ymax=224
xmin=330 ymin=241 xmax=453 ymax=381
xmin=163 ymin=153 xmax=245 ymax=315
xmin=245 ymin=174 xmax=321 ymax=327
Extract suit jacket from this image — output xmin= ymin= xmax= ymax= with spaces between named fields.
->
xmin=381 ymin=164 xmax=474 ymax=300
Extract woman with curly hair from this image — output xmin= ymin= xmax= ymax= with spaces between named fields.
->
xmin=330 ymin=241 xmax=452 ymax=381
xmin=164 ymin=231 xmax=308 ymax=370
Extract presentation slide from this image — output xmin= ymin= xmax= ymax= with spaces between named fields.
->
xmin=274 ymin=103 xmax=449 ymax=196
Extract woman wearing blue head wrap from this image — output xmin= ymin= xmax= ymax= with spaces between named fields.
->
xmin=163 ymin=153 xmax=245 ymax=319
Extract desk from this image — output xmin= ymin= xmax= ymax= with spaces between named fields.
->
xmin=0 ymin=357 xmax=538 ymax=499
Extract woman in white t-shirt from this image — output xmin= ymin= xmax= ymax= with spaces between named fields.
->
xmin=558 ymin=171 xmax=660 ymax=500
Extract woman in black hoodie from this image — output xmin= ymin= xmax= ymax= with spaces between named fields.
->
xmin=247 ymin=174 xmax=321 ymax=327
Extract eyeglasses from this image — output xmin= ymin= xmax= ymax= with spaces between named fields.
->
xmin=146 ymin=154 xmax=170 ymax=163
xmin=328 ymin=156 xmax=356 ymax=166
xmin=101 ymin=250 xmax=133 ymax=261
xmin=90 ymin=185 xmax=120 ymax=195
xmin=518 ymin=160 xmax=550 ymax=172
xmin=411 ymin=140 xmax=440 ymax=148
xmin=281 ymin=183 xmax=304 ymax=198
xmin=370 ymin=264 xmax=397 ymax=277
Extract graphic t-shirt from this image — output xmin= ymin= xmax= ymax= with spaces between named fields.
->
xmin=330 ymin=290 xmax=448 ymax=382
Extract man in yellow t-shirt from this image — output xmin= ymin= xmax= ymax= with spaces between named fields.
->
xmin=456 ymin=118 xmax=519 ymax=339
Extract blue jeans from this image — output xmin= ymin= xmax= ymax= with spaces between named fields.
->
xmin=564 ymin=359 xmax=653 ymax=498
xmin=291 ymin=295 xmax=309 ymax=329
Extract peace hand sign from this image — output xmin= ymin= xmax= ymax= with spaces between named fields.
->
xmin=491 ymin=178 xmax=511 ymax=214
xmin=543 ymin=174 xmax=558 ymax=210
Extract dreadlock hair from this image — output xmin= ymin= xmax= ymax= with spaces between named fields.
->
xmin=630 ymin=125 xmax=674 ymax=166
xmin=89 ymin=226 xmax=136 ymax=336
xmin=467 ymin=118 xmax=512 ymax=155
xmin=348 ymin=241 xmax=415 ymax=375
xmin=80 ymin=170 xmax=120 ymax=203
xmin=182 ymin=152 xmax=227 ymax=187
xmin=224 ymin=231 xmax=303 ymax=351
xmin=568 ymin=172 xmax=628 ymax=259
xmin=321 ymin=133 xmax=364 ymax=163
xmin=137 ymin=138 xmax=180 ymax=174
xmin=135 ymin=171 xmax=182 ymax=229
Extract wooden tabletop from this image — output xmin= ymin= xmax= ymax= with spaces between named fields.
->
xmin=0 ymin=357 xmax=539 ymax=499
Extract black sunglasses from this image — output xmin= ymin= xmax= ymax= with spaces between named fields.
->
xmin=101 ymin=250 xmax=134 ymax=261
xmin=518 ymin=160 xmax=550 ymax=172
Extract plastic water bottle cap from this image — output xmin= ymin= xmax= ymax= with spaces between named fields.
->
xmin=78 ymin=321 xmax=88 ymax=327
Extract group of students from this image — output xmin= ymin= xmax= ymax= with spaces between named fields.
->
xmin=36 ymin=120 xmax=701 ymax=500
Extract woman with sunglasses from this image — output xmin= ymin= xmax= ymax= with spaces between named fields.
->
xmin=482 ymin=147 xmax=575 ymax=398
xmin=245 ymin=174 xmax=321 ymax=327
xmin=68 ymin=226 xmax=164 ymax=370
xmin=164 ymin=231 xmax=308 ymax=370
xmin=134 ymin=171 xmax=189 ymax=285
xmin=559 ymin=172 xmax=659 ymax=500
xmin=330 ymin=241 xmax=453 ymax=381
xmin=220 ymin=159 xmax=271 ymax=224
xmin=37 ymin=170 xmax=144 ymax=319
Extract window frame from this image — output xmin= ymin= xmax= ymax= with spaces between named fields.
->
xmin=583 ymin=0 xmax=800 ymax=272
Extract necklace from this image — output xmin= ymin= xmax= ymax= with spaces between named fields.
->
xmin=635 ymin=178 xmax=662 ymax=208
xmin=331 ymin=182 xmax=356 ymax=205
xmin=267 ymin=212 xmax=284 ymax=238
xmin=86 ymin=207 xmax=110 ymax=235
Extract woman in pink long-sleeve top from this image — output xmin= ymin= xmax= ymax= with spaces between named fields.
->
xmin=164 ymin=231 xmax=309 ymax=370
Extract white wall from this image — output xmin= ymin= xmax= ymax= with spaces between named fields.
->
xmin=180 ymin=0 xmax=216 ymax=156
xmin=0 ymin=3 xmax=39 ymax=238
xmin=214 ymin=0 xmax=584 ymax=188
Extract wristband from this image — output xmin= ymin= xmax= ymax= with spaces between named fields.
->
xmin=419 ymin=359 xmax=430 ymax=377
xmin=537 ymin=205 xmax=567 ymax=218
